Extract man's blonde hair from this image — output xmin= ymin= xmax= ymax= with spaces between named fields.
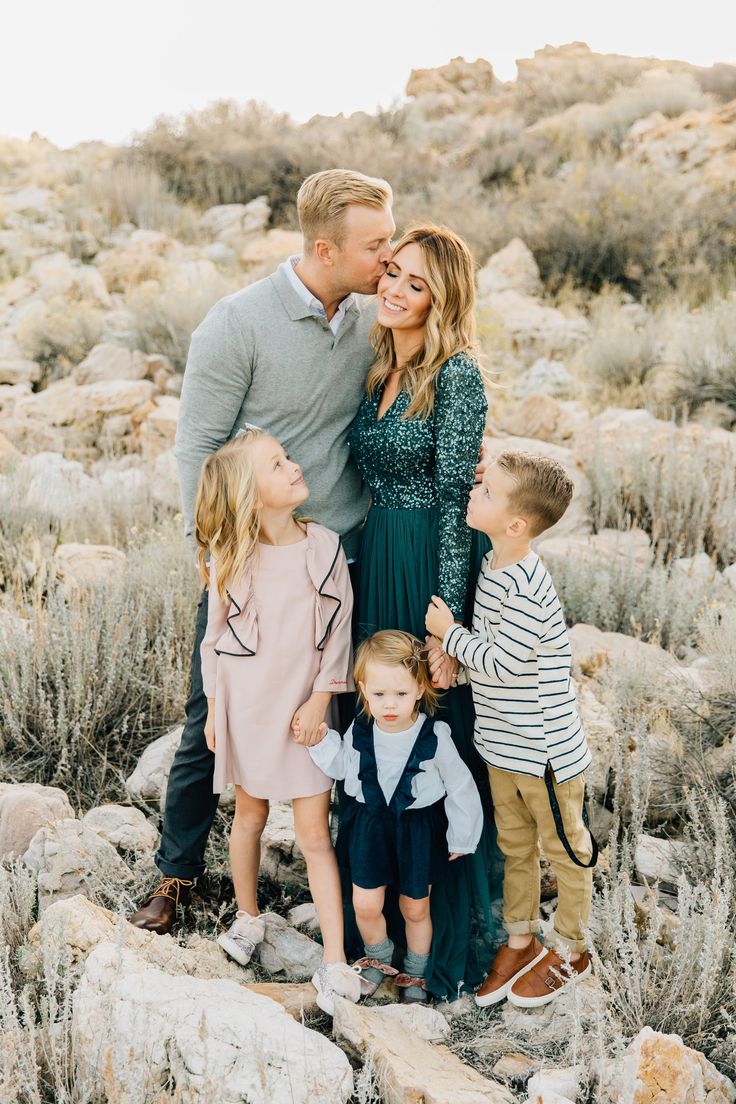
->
xmin=297 ymin=169 xmax=392 ymax=250
xmin=495 ymin=450 xmax=574 ymax=537
xmin=354 ymin=630 xmax=440 ymax=718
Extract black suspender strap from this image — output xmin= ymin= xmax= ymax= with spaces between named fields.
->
xmin=543 ymin=764 xmax=599 ymax=870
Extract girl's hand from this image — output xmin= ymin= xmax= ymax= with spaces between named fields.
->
xmin=204 ymin=703 xmax=216 ymax=753
xmin=425 ymin=635 xmax=458 ymax=690
xmin=449 ymin=852 xmax=462 ymax=862
xmin=425 ymin=595 xmax=456 ymax=640
xmin=291 ymin=693 xmax=331 ymax=747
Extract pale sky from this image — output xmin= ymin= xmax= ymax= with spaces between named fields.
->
xmin=3 ymin=0 xmax=734 ymax=148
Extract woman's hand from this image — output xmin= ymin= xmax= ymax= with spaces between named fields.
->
xmin=425 ymin=635 xmax=458 ymax=690
xmin=425 ymin=595 xmax=456 ymax=641
xmin=205 ymin=700 xmax=216 ymax=753
xmin=449 ymin=852 xmax=462 ymax=862
xmin=474 ymin=438 xmax=490 ymax=484
xmin=291 ymin=693 xmax=331 ymax=747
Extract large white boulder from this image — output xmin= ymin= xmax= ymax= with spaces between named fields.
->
xmin=24 ymin=894 xmax=251 ymax=984
xmin=72 ymin=942 xmax=353 ymax=1103
xmin=0 ymin=782 xmax=75 ymax=859
xmin=477 ymin=238 xmax=543 ymax=297
xmin=124 ymin=725 xmax=183 ymax=809
xmin=53 ymin=543 xmax=127 ymax=590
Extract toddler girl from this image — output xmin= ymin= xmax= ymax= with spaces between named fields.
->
xmin=307 ymin=630 xmax=483 ymax=1003
xmin=196 ymin=426 xmax=361 ymax=1014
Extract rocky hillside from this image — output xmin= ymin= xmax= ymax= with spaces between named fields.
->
xmin=1 ymin=42 xmax=736 ymax=1104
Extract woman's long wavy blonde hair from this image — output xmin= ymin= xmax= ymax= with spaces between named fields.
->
xmin=194 ymin=428 xmax=268 ymax=600
xmin=366 ymin=225 xmax=479 ymax=420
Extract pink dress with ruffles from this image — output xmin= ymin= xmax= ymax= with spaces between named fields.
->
xmin=200 ymin=523 xmax=354 ymax=800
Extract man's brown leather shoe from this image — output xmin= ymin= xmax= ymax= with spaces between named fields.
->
xmin=127 ymin=877 xmax=194 ymax=935
xmin=508 ymin=947 xmax=591 ymax=1007
xmin=475 ymin=936 xmax=547 ymax=1007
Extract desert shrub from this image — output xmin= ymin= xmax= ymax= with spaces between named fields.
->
xmin=666 ymin=297 xmax=736 ymax=423
xmin=125 ymin=266 xmax=240 ymax=369
xmin=83 ymin=164 xmax=201 ymax=241
xmin=479 ymin=159 xmax=736 ymax=295
xmin=585 ymin=431 xmax=736 ymax=565
xmin=581 ymin=318 xmax=661 ymax=407
xmin=552 ymin=548 xmax=714 ymax=652
xmin=14 ymin=296 xmax=104 ymax=374
xmin=0 ymin=524 xmax=198 ymax=809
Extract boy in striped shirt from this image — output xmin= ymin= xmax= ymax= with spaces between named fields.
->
xmin=425 ymin=450 xmax=596 ymax=1009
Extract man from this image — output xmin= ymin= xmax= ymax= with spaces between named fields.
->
xmin=129 ymin=169 xmax=395 ymax=934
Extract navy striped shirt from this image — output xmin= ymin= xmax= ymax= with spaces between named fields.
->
xmin=443 ymin=550 xmax=591 ymax=783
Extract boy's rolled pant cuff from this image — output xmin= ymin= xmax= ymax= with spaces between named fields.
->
xmin=547 ymin=926 xmax=588 ymax=955
xmin=504 ymin=919 xmax=543 ymax=937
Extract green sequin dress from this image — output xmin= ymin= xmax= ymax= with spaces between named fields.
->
xmin=348 ymin=351 xmax=503 ymax=999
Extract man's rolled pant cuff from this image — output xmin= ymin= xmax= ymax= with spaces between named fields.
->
xmin=504 ymin=919 xmax=543 ymax=937
xmin=154 ymin=853 xmax=206 ymax=881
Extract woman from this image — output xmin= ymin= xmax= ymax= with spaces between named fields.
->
xmin=348 ymin=225 xmax=503 ymax=1000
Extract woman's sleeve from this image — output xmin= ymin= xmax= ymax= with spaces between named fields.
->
xmin=313 ymin=545 xmax=356 ymax=694
xmin=434 ymin=722 xmax=484 ymax=854
xmin=200 ymin=560 xmax=229 ymax=699
xmin=434 ymin=356 xmax=487 ymax=618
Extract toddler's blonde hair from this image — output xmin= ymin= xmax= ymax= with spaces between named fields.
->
xmin=354 ymin=630 xmax=440 ymax=718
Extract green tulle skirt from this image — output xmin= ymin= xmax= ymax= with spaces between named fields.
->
xmin=347 ymin=505 xmax=504 ymax=999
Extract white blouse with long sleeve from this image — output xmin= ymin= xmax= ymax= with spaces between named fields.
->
xmin=308 ymin=713 xmax=484 ymax=855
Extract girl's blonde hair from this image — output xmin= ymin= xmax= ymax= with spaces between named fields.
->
xmin=366 ymin=225 xmax=479 ymax=420
xmin=354 ymin=630 xmax=440 ymax=718
xmin=195 ymin=427 xmax=277 ymax=600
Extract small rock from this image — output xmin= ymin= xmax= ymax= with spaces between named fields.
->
xmin=255 ymin=912 xmax=323 ymax=981
xmin=671 ymin=552 xmax=718 ymax=586
xmin=478 ymin=238 xmax=543 ymax=297
xmin=527 ymin=1066 xmax=583 ymax=1103
xmin=288 ymin=901 xmax=321 ymax=934
xmin=0 ymin=782 xmax=75 ymax=860
xmin=245 ymin=981 xmax=319 ymax=1019
xmin=150 ymin=447 xmax=180 ymax=511
xmin=261 ymin=801 xmax=308 ymax=886
xmin=53 ymin=543 xmax=127 ymax=590
xmin=492 ymin=1051 xmax=538 ymax=1083
xmin=82 ymin=804 xmax=158 ymax=853
xmin=568 ymin=624 xmax=673 ymax=681
xmin=72 ymin=342 xmax=148 ymax=385
xmin=513 ymin=358 xmax=573 ymax=399
xmin=634 ymin=834 xmax=686 ymax=891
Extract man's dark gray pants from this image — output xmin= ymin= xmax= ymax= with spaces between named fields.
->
xmin=154 ymin=566 xmax=358 ymax=880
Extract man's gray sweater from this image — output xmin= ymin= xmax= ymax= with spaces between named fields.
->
xmin=174 ymin=262 xmax=375 ymax=554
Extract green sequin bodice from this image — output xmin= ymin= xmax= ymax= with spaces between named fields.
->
xmin=349 ymin=352 xmax=487 ymax=616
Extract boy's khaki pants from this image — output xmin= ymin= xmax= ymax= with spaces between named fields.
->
xmin=488 ymin=765 xmax=593 ymax=954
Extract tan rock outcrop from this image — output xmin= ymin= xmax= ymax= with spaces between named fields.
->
xmin=597 ymin=1025 xmax=736 ymax=1103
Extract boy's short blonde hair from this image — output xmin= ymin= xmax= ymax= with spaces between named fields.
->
xmin=495 ymin=450 xmax=574 ymax=537
xmin=297 ymin=169 xmax=392 ymax=250
xmin=354 ymin=630 xmax=440 ymax=718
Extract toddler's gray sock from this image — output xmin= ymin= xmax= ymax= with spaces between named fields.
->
xmin=402 ymin=949 xmax=429 ymax=1002
xmin=360 ymin=936 xmax=394 ymax=986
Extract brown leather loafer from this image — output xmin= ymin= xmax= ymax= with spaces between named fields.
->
xmin=127 ymin=877 xmax=194 ymax=935
xmin=508 ymin=947 xmax=591 ymax=1007
xmin=475 ymin=936 xmax=547 ymax=1007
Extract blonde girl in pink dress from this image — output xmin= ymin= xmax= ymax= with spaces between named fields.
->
xmin=195 ymin=426 xmax=365 ymax=1013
